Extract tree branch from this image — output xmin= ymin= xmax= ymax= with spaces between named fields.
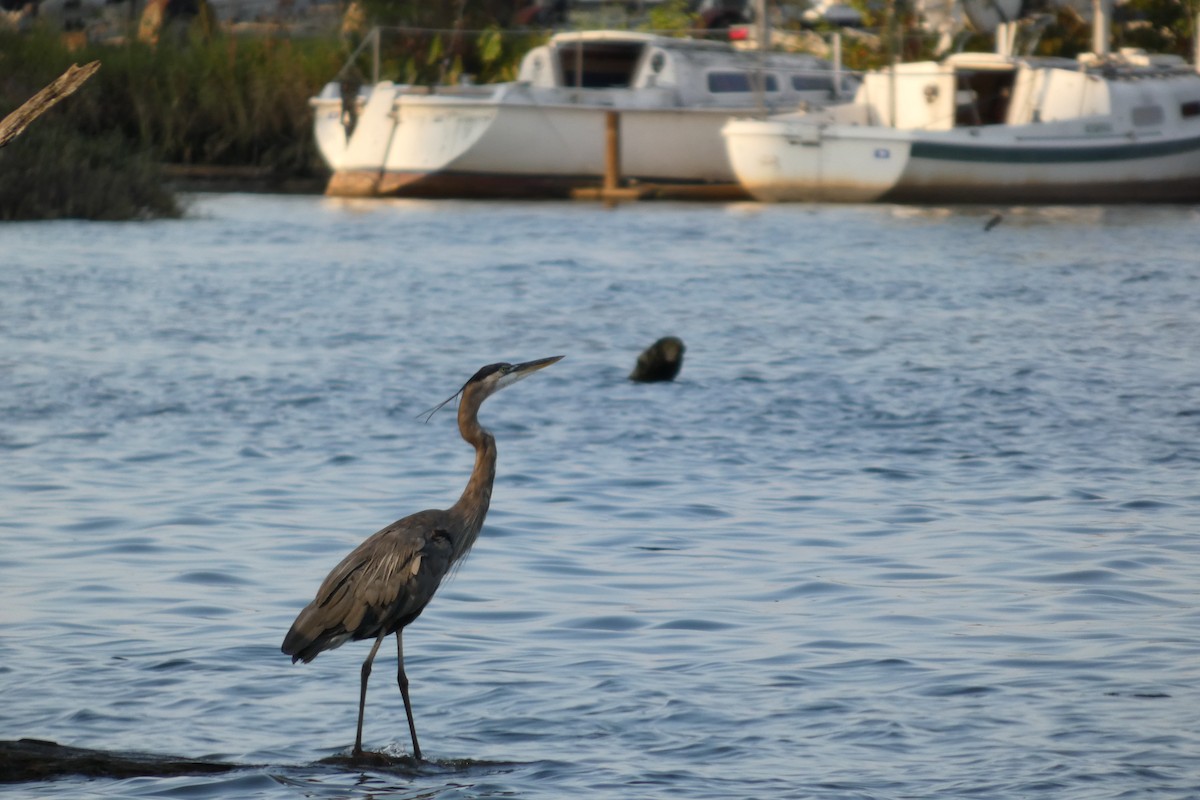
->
xmin=0 ymin=60 xmax=101 ymax=150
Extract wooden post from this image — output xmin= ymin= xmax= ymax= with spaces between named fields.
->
xmin=604 ymin=110 xmax=620 ymax=191
xmin=571 ymin=109 xmax=650 ymax=201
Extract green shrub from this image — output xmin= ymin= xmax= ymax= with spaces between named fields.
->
xmin=0 ymin=118 xmax=180 ymax=220
xmin=0 ymin=26 xmax=351 ymax=218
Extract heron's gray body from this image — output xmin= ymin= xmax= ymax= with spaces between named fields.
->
xmin=280 ymin=356 xmax=560 ymax=759
xmin=281 ymin=510 xmax=457 ymax=663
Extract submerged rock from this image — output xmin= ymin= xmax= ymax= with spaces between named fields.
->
xmin=0 ymin=738 xmax=240 ymax=783
xmin=630 ymin=337 xmax=686 ymax=383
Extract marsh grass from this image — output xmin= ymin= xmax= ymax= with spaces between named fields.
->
xmin=0 ymin=118 xmax=181 ymax=220
xmin=0 ymin=27 xmax=345 ymax=219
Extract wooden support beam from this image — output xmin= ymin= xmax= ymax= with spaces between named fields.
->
xmin=603 ymin=109 xmax=620 ymax=191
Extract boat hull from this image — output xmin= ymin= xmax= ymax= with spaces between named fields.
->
xmin=724 ymin=118 xmax=1200 ymax=205
xmin=886 ymin=137 xmax=1200 ymax=203
xmin=316 ymin=87 xmax=754 ymax=199
xmin=311 ymin=29 xmax=849 ymax=200
xmin=325 ymin=168 xmax=595 ymax=199
xmin=723 ymin=119 xmax=911 ymax=202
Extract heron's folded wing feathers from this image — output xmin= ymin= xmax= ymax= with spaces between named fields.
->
xmin=283 ymin=510 xmax=455 ymax=659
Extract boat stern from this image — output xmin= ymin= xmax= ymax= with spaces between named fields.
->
xmin=723 ymin=115 xmax=910 ymax=203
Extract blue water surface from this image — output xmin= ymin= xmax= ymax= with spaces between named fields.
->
xmin=2 ymin=196 xmax=1199 ymax=798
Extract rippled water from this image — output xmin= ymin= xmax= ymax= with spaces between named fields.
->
xmin=3 ymin=196 xmax=1200 ymax=798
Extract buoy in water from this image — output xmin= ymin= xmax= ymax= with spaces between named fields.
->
xmin=630 ymin=337 xmax=686 ymax=382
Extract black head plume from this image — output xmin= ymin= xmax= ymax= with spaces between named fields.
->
xmin=417 ymin=364 xmax=507 ymax=424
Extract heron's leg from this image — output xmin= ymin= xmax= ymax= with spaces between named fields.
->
xmin=396 ymin=630 xmax=422 ymax=760
xmin=355 ymin=633 xmax=386 ymax=756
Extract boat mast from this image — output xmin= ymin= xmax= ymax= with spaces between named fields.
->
xmin=755 ymin=0 xmax=769 ymax=49
xmin=886 ymin=0 xmax=897 ymax=126
xmin=832 ymin=32 xmax=843 ymax=99
xmin=1091 ymin=0 xmax=1111 ymax=56
xmin=575 ymin=35 xmax=583 ymax=89
xmin=754 ymin=0 xmax=769 ymax=115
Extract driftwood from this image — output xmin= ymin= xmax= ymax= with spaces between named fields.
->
xmin=0 ymin=738 xmax=241 ymax=783
xmin=0 ymin=61 xmax=101 ymax=150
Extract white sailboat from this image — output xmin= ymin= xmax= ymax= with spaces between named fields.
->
xmin=312 ymin=30 xmax=850 ymax=199
xmin=721 ymin=3 xmax=1200 ymax=203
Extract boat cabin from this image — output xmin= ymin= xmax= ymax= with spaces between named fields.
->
xmin=516 ymin=31 xmax=848 ymax=109
xmin=853 ymin=54 xmax=1029 ymax=130
xmin=853 ymin=50 xmax=1200 ymax=132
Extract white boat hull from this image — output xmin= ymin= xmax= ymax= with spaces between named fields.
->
xmin=724 ymin=50 xmax=1200 ymax=204
xmin=316 ymin=85 xmax=748 ymax=198
xmin=723 ymin=120 xmax=912 ymax=202
xmin=724 ymin=117 xmax=1200 ymax=203
xmin=310 ymin=31 xmax=850 ymax=199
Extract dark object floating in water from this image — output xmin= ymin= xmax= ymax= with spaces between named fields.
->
xmin=0 ymin=738 xmax=241 ymax=783
xmin=984 ymin=213 xmax=1003 ymax=231
xmin=630 ymin=337 xmax=686 ymax=382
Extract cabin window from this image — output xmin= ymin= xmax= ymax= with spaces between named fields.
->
xmin=1132 ymin=105 xmax=1165 ymax=127
xmin=791 ymin=74 xmax=835 ymax=93
xmin=559 ymin=41 xmax=646 ymax=88
xmin=708 ymin=71 xmax=778 ymax=93
xmin=1180 ymin=100 xmax=1200 ymax=119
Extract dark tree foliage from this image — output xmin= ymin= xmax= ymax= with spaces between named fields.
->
xmin=349 ymin=0 xmax=551 ymax=85
xmin=1114 ymin=0 xmax=1198 ymax=56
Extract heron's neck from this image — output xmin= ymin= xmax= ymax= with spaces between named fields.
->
xmin=448 ymin=412 xmax=495 ymax=562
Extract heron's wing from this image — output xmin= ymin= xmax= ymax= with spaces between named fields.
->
xmin=282 ymin=510 xmax=456 ymax=661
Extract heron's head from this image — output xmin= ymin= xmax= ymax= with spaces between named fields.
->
xmin=467 ymin=355 xmax=564 ymax=396
xmin=422 ymin=355 xmax=563 ymax=422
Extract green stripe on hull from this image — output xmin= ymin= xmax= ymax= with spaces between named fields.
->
xmin=910 ymin=134 xmax=1200 ymax=164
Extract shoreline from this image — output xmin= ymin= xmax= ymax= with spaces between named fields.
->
xmin=161 ymin=163 xmax=328 ymax=195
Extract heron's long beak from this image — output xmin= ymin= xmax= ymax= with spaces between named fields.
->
xmin=514 ymin=355 xmax=564 ymax=373
xmin=498 ymin=355 xmax=564 ymax=390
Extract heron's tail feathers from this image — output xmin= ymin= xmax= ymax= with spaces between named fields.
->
xmin=281 ymin=606 xmax=350 ymax=664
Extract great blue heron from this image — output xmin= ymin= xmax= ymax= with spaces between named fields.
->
xmin=281 ymin=355 xmax=564 ymax=759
